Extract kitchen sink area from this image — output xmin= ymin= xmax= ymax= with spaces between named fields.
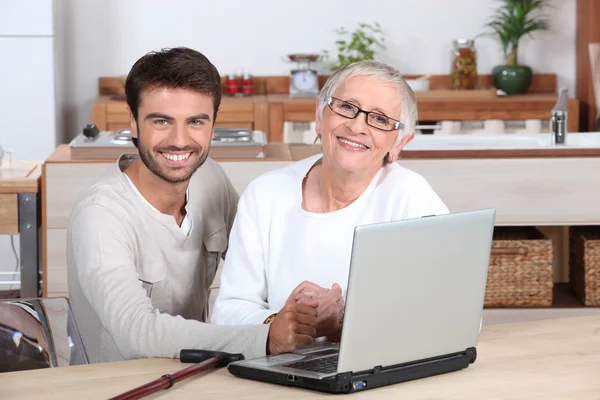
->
xmin=405 ymin=132 xmax=600 ymax=151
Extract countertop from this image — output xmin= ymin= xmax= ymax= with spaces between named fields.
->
xmin=1 ymin=316 xmax=599 ymax=399
xmin=0 ymin=160 xmax=42 ymax=193
xmin=401 ymin=132 xmax=600 ymax=158
xmin=47 ymin=132 xmax=600 ymax=163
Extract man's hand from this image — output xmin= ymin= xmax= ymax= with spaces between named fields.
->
xmin=267 ymin=301 xmax=318 ymax=355
xmin=287 ymin=281 xmax=345 ymax=338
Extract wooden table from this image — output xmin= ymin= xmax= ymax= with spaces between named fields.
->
xmin=0 ymin=160 xmax=42 ymax=297
xmin=1 ymin=316 xmax=599 ymax=399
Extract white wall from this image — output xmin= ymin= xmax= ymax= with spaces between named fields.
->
xmin=0 ymin=0 xmax=63 ymax=292
xmin=60 ymin=0 xmax=576 ymax=140
xmin=0 ymin=0 xmax=577 ymax=291
xmin=0 ymin=0 xmax=59 ymax=160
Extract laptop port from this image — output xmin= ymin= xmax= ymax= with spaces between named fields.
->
xmin=352 ymin=381 xmax=367 ymax=390
xmin=287 ymin=375 xmax=297 ymax=382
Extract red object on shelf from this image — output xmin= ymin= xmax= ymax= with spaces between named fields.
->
xmin=226 ymin=74 xmax=239 ymax=95
xmin=241 ymin=74 xmax=253 ymax=95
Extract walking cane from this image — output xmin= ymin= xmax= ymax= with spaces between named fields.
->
xmin=109 ymin=350 xmax=244 ymax=400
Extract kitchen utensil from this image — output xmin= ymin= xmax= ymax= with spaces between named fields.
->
xmin=287 ymin=53 xmax=320 ymax=97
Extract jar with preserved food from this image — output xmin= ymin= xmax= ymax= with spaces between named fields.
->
xmin=451 ymin=39 xmax=477 ymax=90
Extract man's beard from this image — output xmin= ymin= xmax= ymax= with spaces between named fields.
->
xmin=136 ymin=127 xmax=210 ymax=184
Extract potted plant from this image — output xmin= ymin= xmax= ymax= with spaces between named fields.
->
xmin=322 ymin=22 xmax=385 ymax=71
xmin=485 ymin=0 xmax=551 ymax=94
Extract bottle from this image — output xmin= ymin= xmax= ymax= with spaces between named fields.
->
xmin=226 ymin=74 xmax=239 ymax=95
xmin=451 ymin=39 xmax=477 ymax=90
xmin=241 ymin=73 xmax=253 ymax=96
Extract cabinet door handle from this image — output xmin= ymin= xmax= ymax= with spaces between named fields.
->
xmin=491 ymin=247 xmax=529 ymax=256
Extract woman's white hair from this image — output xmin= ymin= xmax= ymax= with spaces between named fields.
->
xmin=317 ymin=60 xmax=417 ymax=144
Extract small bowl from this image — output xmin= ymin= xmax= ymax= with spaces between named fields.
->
xmin=406 ymin=79 xmax=430 ymax=91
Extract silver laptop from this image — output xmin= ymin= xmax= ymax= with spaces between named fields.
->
xmin=228 ymin=209 xmax=495 ymax=394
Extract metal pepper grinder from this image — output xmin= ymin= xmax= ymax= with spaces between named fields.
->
xmin=551 ymin=88 xmax=568 ymax=145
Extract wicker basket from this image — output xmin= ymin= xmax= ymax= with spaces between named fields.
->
xmin=484 ymin=227 xmax=554 ymax=307
xmin=569 ymin=226 xmax=600 ymax=306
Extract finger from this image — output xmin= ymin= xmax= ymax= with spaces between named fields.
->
xmin=296 ymin=289 xmax=327 ymax=300
xmin=296 ymin=296 xmax=317 ymax=306
xmin=331 ymin=283 xmax=343 ymax=297
xmin=296 ymin=333 xmax=315 ymax=346
xmin=286 ymin=297 xmax=299 ymax=304
xmin=288 ymin=287 xmax=306 ymax=302
xmin=295 ymin=302 xmax=319 ymax=316
xmin=297 ymin=312 xmax=318 ymax=327
xmin=290 ymin=281 xmax=319 ymax=298
xmin=301 ymin=281 xmax=326 ymax=293
xmin=295 ymin=323 xmax=317 ymax=337
xmin=317 ymin=294 xmax=341 ymax=308
xmin=314 ymin=300 xmax=336 ymax=315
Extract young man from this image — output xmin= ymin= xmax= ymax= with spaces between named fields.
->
xmin=67 ymin=47 xmax=317 ymax=363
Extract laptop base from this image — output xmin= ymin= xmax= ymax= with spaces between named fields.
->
xmin=228 ymin=347 xmax=477 ymax=394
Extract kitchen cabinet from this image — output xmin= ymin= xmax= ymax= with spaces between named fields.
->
xmin=42 ymin=134 xmax=600 ymax=302
xmin=266 ymin=90 xmax=580 ymax=143
xmin=91 ymin=74 xmax=579 ymax=143
xmin=92 ymin=76 xmax=269 ymax=137
xmin=92 ymin=95 xmax=269 ymax=136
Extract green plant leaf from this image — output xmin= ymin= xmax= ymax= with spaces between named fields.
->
xmin=481 ymin=0 xmax=551 ymax=64
xmin=325 ymin=22 xmax=386 ymax=69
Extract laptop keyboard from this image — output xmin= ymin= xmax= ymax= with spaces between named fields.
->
xmin=284 ymin=355 xmax=338 ymax=374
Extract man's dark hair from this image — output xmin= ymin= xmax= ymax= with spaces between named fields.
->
xmin=125 ymin=47 xmax=222 ymax=123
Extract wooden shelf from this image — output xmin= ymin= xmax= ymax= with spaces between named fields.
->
xmin=553 ymin=283 xmax=587 ymax=308
xmin=91 ymin=94 xmax=269 ymax=137
xmin=478 ymin=283 xmax=599 ymax=309
xmin=265 ymin=93 xmax=579 ymax=142
xmin=94 ymin=74 xmax=580 ymax=143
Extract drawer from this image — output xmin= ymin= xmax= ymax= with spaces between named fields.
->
xmin=0 ymin=194 xmax=18 ymax=234
xmin=284 ymin=102 xmax=315 ymax=122
xmin=107 ymin=103 xmax=129 ymax=114
xmin=218 ymin=102 xmax=254 ymax=123
xmin=216 ymin=112 xmax=254 ymax=123
xmin=220 ymin=103 xmax=253 ymax=113
xmin=214 ymin=122 xmax=253 ymax=129
xmin=107 ymin=123 xmax=130 ymax=131
xmin=107 ymin=113 xmax=130 ymax=124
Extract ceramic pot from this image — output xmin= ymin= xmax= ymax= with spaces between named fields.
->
xmin=492 ymin=65 xmax=533 ymax=95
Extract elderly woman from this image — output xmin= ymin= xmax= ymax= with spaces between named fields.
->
xmin=212 ymin=61 xmax=448 ymax=341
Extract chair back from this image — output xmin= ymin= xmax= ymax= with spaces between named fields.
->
xmin=0 ymin=297 xmax=88 ymax=372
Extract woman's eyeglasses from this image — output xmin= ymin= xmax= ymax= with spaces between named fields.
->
xmin=327 ymin=97 xmax=404 ymax=131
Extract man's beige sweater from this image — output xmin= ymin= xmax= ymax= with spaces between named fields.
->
xmin=67 ymin=154 xmax=269 ymax=363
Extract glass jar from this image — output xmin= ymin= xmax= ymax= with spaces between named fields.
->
xmin=451 ymin=39 xmax=477 ymax=90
